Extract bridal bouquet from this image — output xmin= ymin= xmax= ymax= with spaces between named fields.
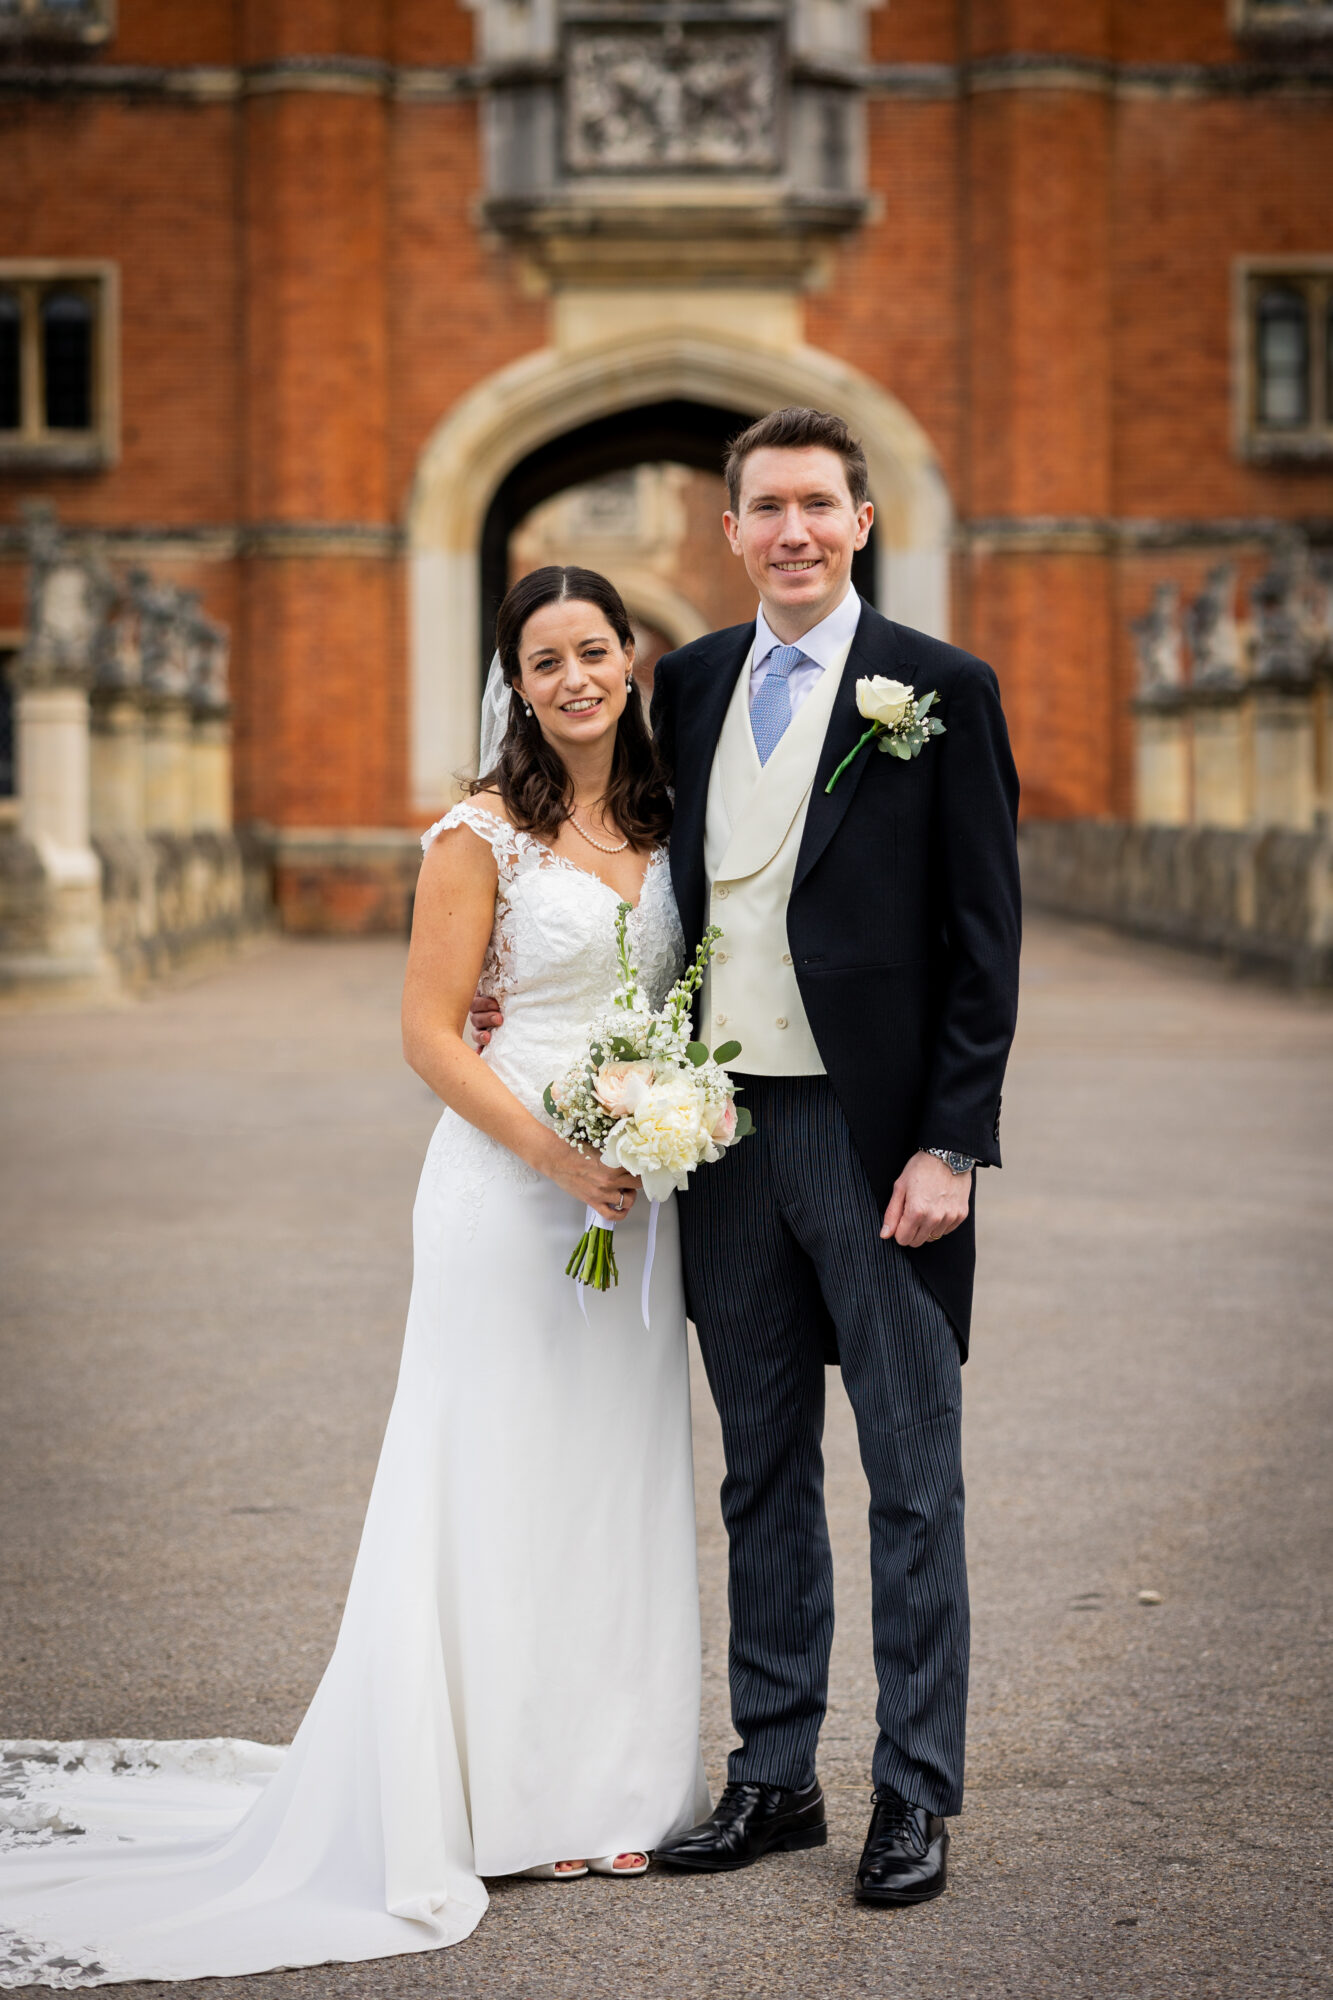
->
xmin=544 ymin=905 xmax=753 ymax=1292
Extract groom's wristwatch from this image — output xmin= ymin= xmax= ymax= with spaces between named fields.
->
xmin=923 ymin=1146 xmax=976 ymax=1176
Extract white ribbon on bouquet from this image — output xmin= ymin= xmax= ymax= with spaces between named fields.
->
xmin=575 ymin=1198 xmax=660 ymax=1330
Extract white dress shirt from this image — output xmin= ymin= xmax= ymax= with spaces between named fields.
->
xmin=748 ymin=586 xmax=863 ymax=719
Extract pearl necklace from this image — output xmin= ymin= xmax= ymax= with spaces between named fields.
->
xmin=568 ymin=811 xmax=629 ymax=855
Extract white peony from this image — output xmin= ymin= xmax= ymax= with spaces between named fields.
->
xmin=856 ymin=676 xmax=915 ymax=729
xmin=602 ymin=1074 xmax=715 ymax=1201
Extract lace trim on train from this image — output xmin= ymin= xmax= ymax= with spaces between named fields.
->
xmin=0 ymin=1928 xmax=118 ymax=1990
xmin=0 ymin=1740 xmax=284 ymax=1987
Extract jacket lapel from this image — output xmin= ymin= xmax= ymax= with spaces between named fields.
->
xmin=793 ymin=604 xmax=903 ymax=892
xmin=668 ymin=622 xmax=754 ymax=944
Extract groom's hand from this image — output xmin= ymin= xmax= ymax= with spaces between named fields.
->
xmin=881 ymin=1151 xmax=971 ymax=1249
xmin=468 ymin=989 xmax=504 ymax=1048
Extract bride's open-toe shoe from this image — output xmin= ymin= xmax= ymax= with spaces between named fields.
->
xmin=588 ymin=1852 xmax=650 ymax=1877
xmin=520 ymin=1860 xmax=589 ymax=1880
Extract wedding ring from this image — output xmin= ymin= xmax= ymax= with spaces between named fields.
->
xmin=615 ymin=1193 xmax=625 ymax=1212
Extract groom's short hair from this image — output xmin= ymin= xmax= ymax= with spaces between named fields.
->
xmin=724 ymin=406 xmax=869 ymax=513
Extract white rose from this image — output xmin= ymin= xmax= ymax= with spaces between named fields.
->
xmin=602 ymin=1075 xmax=712 ymax=1202
xmin=856 ymin=676 xmax=915 ymax=729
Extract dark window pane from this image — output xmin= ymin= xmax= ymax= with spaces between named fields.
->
xmin=41 ymin=288 xmax=92 ymax=431
xmin=0 ymin=291 xmax=20 ymax=432
xmin=1256 ymin=285 xmax=1310 ymax=428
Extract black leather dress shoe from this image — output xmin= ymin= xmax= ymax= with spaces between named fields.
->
xmin=854 ymin=1792 xmax=949 ymax=1905
xmin=655 ymin=1780 xmax=827 ymax=1873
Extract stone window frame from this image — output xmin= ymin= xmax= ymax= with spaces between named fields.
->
xmin=0 ymin=262 xmax=120 ymax=471
xmin=1233 ymin=258 xmax=1333 ymax=464
xmin=1229 ymin=0 xmax=1333 ymax=36
xmin=0 ymin=0 xmax=115 ymax=42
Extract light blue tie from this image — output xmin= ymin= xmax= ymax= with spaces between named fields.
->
xmin=750 ymin=644 xmax=805 ymax=766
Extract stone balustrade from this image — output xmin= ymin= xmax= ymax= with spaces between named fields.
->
xmin=1131 ymin=551 xmax=1333 ymax=834
xmin=1 ymin=503 xmax=270 ymax=1000
xmin=1022 ymin=542 xmax=1333 ymax=987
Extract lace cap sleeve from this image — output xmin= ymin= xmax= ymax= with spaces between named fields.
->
xmin=421 ymin=801 xmax=524 ymax=875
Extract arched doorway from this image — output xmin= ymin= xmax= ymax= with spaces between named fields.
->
xmin=480 ymin=397 xmax=877 ymax=666
xmin=408 ymin=328 xmax=951 ymax=812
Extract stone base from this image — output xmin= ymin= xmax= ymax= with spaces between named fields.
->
xmin=268 ymin=829 xmax=423 ymax=937
xmin=0 ymin=822 xmax=275 ymax=1004
xmin=1019 ymin=819 xmax=1333 ymax=987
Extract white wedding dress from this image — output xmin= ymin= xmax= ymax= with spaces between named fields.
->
xmin=0 ymin=802 xmax=709 ymax=1987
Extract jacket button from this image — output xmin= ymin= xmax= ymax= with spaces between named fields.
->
xmin=781 ymin=952 xmax=792 ymax=965
xmin=775 ymin=1016 xmax=788 ymax=1029
xmin=715 ymin=950 xmax=728 ymax=963
xmin=715 ymin=885 xmax=730 ymax=899
xmin=716 ymin=1012 xmax=727 ymax=1026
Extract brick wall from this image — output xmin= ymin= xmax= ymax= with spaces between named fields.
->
xmin=0 ymin=0 xmax=1327 ymax=923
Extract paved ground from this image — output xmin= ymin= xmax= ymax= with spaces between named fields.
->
xmin=1 ymin=918 xmax=1330 ymax=1999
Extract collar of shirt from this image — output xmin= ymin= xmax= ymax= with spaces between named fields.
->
xmin=752 ymin=585 xmax=862 ymax=682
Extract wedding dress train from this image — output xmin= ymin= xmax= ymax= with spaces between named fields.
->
xmin=0 ymin=803 xmax=709 ymax=1986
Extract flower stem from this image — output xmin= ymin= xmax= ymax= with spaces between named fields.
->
xmin=825 ymin=723 xmax=881 ymax=794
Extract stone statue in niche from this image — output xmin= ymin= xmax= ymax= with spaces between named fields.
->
xmin=129 ymin=570 xmax=192 ymax=701
xmin=16 ymin=500 xmax=114 ymax=690
xmin=1250 ymin=553 xmax=1313 ymax=684
xmin=1131 ymin=582 xmax=1183 ymax=695
xmin=565 ymin=25 xmax=782 ymax=173
xmin=1185 ymin=563 xmax=1242 ymax=689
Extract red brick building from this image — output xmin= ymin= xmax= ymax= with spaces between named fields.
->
xmin=2 ymin=0 xmax=1330 ymax=929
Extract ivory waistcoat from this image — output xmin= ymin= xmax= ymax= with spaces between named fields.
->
xmin=701 ymin=631 xmax=853 ymax=1075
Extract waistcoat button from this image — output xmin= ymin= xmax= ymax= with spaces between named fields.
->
xmin=715 ymin=884 xmax=730 ymax=899
xmin=775 ymin=1016 xmax=788 ymax=1029
xmin=715 ymin=1012 xmax=727 ymax=1026
xmin=781 ymin=952 xmax=792 ymax=965
xmin=715 ymin=950 xmax=728 ymax=963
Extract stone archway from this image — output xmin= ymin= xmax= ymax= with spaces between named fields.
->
xmin=407 ymin=326 xmax=952 ymax=812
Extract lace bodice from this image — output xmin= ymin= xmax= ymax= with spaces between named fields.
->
xmin=420 ymin=803 xmax=685 ymax=1120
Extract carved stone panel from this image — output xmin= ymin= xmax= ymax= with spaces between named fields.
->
xmin=564 ymin=26 xmax=782 ymax=174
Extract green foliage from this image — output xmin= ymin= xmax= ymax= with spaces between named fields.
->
xmin=713 ymin=1039 xmax=742 ymax=1065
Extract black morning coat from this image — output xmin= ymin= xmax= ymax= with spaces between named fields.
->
xmin=650 ymin=599 xmax=1022 ymax=1359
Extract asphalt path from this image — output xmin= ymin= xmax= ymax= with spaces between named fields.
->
xmin=1 ymin=918 xmax=1329 ymax=1998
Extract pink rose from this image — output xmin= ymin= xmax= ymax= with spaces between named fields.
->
xmin=707 ymin=1096 xmax=738 ymax=1146
xmin=593 ymin=1059 xmax=656 ymax=1118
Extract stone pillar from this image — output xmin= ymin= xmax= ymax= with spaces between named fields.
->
xmin=185 ymin=610 xmax=233 ymax=833
xmin=1133 ymin=697 xmax=1191 ymax=827
xmin=2 ymin=505 xmax=112 ymax=988
xmin=90 ymin=687 xmax=147 ymax=836
xmin=1191 ymin=690 xmax=1252 ymax=831
xmin=1247 ymin=555 xmax=1317 ymax=831
xmin=1251 ymin=685 xmax=1317 ymax=831
xmin=89 ymin=593 xmax=148 ymax=838
xmin=1130 ymin=584 xmax=1189 ymax=824
xmin=135 ymin=574 xmax=194 ymax=836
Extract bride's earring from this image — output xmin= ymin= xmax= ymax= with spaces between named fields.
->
xmin=625 ymin=675 xmax=634 ymax=692
xmin=521 ymin=697 xmax=533 ymax=717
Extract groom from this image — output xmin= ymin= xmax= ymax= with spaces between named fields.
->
xmin=648 ymin=406 xmax=1020 ymax=1905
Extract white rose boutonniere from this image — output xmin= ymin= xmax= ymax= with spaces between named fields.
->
xmin=825 ymin=676 xmax=945 ymax=793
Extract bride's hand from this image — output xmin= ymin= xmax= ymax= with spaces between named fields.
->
xmin=538 ymin=1137 xmax=641 ymax=1222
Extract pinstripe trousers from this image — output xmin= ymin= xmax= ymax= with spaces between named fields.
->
xmin=678 ymin=1075 xmax=968 ymax=1818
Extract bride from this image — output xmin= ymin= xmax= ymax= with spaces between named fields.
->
xmin=0 ymin=565 xmax=709 ymax=1986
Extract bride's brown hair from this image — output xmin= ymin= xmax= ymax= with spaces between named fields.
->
xmin=468 ymin=565 xmax=672 ymax=848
